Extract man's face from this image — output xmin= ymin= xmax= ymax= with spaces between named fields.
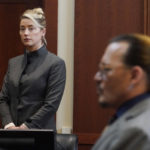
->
xmin=95 ymin=41 xmax=133 ymax=108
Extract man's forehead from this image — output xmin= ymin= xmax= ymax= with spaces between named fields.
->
xmin=106 ymin=42 xmax=124 ymax=52
xmin=105 ymin=41 xmax=129 ymax=55
xmin=100 ymin=41 xmax=129 ymax=66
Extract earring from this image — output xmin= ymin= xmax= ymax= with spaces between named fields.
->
xmin=128 ymin=84 xmax=134 ymax=91
xmin=42 ymin=36 xmax=47 ymax=45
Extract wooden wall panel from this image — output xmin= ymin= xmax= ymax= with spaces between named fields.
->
xmin=44 ymin=0 xmax=58 ymax=54
xmin=145 ymin=0 xmax=150 ymax=35
xmin=74 ymin=0 xmax=146 ymax=149
xmin=0 ymin=4 xmax=25 ymax=87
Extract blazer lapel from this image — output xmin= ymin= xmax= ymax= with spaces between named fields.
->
xmin=12 ymin=54 xmax=27 ymax=88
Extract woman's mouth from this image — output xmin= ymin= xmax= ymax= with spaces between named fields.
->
xmin=24 ymin=38 xmax=31 ymax=42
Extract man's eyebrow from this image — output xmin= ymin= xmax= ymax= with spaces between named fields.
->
xmin=99 ymin=62 xmax=109 ymax=67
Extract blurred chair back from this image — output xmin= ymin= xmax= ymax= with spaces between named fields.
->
xmin=56 ymin=134 xmax=78 ymax=150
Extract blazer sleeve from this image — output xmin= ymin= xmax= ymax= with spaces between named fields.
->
xmin=111 ymin=127 xmax=150 ymax=150
xmin=0 ymin=65 xmax=13 ymax=127
xmin=24 ymin=59 xmax=66 ymax=128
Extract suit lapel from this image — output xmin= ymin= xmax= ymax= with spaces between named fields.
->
xmin=12 ymin=54 xmax=27 ymax=88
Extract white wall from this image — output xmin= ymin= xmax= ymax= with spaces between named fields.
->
xmin=56 ymin=0 xmax=75 ymax=133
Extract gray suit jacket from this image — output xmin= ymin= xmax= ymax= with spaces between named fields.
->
xmin=92 ymin=96 xmax=150 ymax=150
xmin=0 ymin=46 xmax=66 ymax=130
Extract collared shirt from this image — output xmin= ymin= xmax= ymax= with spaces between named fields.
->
xmin=108 ymin=93 xmax=150 ymax=125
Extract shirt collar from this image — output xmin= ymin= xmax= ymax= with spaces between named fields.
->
xmin=108 ymin=93 xmax=150 ymax=125
xmin=116 ymin=93 xmax=150 ymax=118
xmin=25 ymin=45 xmax=47 ymax=57
xmin=24 ymin=45 xmax=47 ymax=64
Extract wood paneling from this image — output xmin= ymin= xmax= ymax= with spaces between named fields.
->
xmin=44 ymin=0 xmax=58 ymax=54
xmin=0 ymin=4 xmax=26 ymax=88
xmin=0 ymin=0 xmax=28 ymax=3
xmin=74 ymin=0 xmax=146 ymax=149
xmin=145 ymin=0 xmax=150 ymax=35
xmin=144 ymin=0 xmax=148 ymax=34
xmin=77 ymin=133 xmax=100 ymax=144
xmin=0 ymin=0 xmax=43 ymax=5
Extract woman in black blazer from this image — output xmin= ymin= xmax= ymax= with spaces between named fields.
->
xmin=0 ymin=8 xmax=66 ymax=130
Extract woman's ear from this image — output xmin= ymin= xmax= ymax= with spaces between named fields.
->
xmin=42 ymin=28 xmax=46 ymax=36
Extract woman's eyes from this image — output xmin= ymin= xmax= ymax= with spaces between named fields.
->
xmin=20 ymin=27 xmax=36 ymax=32
xmin=28 ymin=27 xmax=35 ymax=31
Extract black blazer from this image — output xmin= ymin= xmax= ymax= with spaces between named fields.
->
xmin=0 ymin=46 xmax=66 ymax=130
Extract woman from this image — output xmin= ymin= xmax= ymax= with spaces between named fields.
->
xmin=0 ymin=8 xmax=66 ymax=130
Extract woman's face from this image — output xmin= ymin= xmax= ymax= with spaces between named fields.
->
xmin=19 ymin=18 xmax=45 ymax=51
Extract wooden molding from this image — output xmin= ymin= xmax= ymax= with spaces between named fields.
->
xmin=144 ymin=0 xmax=148 ymax=34
xmin=74 ymin=133 xmax=100 ymax=145
xmin=148 ymin=0 xmax=150 ymax=35
xmin=0 ymin=0 xmax=43 ymax=5
xmin=144 ymin=0 xmax=150 ymax=35
xmin=0 ymin=0 xmax=28 ymax=3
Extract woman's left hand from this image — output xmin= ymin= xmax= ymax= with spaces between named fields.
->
xmin=19 ymin=124 xmax=29 ymax=129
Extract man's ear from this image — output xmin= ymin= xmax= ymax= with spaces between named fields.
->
xmin=130 ymin=66 xmax=145 ymax=85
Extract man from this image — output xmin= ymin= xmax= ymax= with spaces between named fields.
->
xmin=93 ymin=34 xmax=150 ymax=150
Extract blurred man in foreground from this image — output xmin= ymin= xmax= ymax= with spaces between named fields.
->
xmin=93 ymin=34 xmax=150 ymax=150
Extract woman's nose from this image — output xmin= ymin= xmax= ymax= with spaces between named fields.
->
xmin=24 ymin=28 xmax=30 ymax=35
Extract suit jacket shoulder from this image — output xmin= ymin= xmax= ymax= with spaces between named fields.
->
xmin=92 ymin=97 xmax=150 ymax=150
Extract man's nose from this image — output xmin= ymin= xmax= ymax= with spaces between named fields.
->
xmin=94 ymin=72 xmax=102 ymax=81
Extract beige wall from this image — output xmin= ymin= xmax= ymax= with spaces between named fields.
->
xmin=56 ymin=0 xmax=75 ymax=133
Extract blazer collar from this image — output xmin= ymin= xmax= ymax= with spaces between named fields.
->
xmin=15 ymin=45 xmax=48 ymax=86
xmin=25 ymin=45 xmax=48 ymax=58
